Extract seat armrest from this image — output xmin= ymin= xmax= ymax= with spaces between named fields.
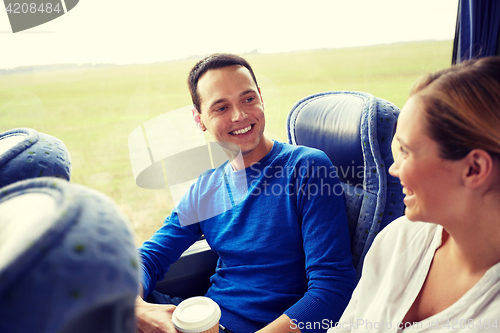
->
xmin=154 ymin=239 xmax=219 ymax=299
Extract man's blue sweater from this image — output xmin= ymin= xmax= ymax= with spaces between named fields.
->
xmin=139 ymin=141 xmax=356 ymax=333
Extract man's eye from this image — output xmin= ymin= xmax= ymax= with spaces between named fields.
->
xmin=216 ymin=106 xmax=227 ymax=112
xmin=245 ymin=97 xmax=254 ymax=103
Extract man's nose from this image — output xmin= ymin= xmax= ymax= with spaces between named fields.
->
xmin=231 ymin=106 xmax=247 ymax=122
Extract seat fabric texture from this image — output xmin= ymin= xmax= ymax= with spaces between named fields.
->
xmin=287 ymin=91 xmax=405 ymax=278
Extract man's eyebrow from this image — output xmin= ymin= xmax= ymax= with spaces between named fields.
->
xmin=210 ymin=98 xmax=227 ymax=109
xmin=240 ymin=89 xmax=257 ymax=97
xmin=209 ymin=90 xmax=258 ymax=109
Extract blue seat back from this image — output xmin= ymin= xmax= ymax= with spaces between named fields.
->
xmin=287 ymin=91 xmax=405 ymax=278
xmin=0 ymin=178 xmax=139 ymax=333
xmin=0 ymin=128 xmax=71 ymax=188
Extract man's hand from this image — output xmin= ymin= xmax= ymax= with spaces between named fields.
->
xmin=135 ymin=296 xmax=179 ymax=333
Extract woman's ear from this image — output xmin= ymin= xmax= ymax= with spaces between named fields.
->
xmin=191 ymin=106 xmax=205 ymax=131
xmin=463 ymin=149 xmax=494 ymax=189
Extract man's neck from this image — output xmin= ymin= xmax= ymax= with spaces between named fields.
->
xmin=230 ymin=136 xmax=274 ymax=171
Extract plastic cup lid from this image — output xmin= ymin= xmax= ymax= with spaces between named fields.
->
xmin=172 ymin=297 xmax=221 ymax=333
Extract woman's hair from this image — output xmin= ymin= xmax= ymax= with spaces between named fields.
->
xmin=410 ymin=56 xmax=500 ymax=160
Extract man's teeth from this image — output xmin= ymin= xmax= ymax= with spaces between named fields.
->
xmin=231 ymin=125 xmax=251 ymax=135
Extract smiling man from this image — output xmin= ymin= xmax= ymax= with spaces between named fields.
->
xmin=135 ymin=54 xmax=356 ymax=333
xmin=192 ymin=63 xmax=272 ymax=168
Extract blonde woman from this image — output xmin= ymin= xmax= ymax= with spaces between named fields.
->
xmin=330 ymin=57 xmax=500 ymax=332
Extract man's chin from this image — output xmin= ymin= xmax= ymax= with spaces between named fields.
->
xmin=216 ymin=141 xmax=241 ymax=153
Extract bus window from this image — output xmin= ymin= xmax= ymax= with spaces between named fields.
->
xmin=0 ymin=0 xmax=459 ymax=243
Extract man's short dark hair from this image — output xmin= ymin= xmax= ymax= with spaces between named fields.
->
xmin=188 ymin=53 xmax=259 ymax=113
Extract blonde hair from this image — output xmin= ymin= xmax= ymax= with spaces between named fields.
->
xmin=410 ymin=57 xmax=500 ymax=160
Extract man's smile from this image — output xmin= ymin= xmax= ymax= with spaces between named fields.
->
xmin=230 ymin=124 xmax=253 ymax=135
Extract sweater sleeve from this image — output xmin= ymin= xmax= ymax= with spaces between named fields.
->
xmin=284 ymin=151 xmax=357 ymax=333
xmin=327 ymin=277 xmax=360 ymax=332
xmin=325 ymin=218 xmax=392 ymax=333
xmin=138 ymin=198 xmax=203 ymax=299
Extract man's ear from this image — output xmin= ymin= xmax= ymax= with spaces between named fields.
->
xmin=258 ymin=87 xmax=264 ymax=109
xmin=191 ymin=106 xmax=205 ymax=131
xmin=463 ymin=149 xmax=494 ymax=189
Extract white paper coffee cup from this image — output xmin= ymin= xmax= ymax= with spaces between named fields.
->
xmin=172 ymin=296 xmax=221 ymax=333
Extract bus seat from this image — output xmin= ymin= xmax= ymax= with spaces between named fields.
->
xmin=0 ymin=128 xmax=71 ymax=188
xmin=0 ymin=177 xmax=140 ymax=333
xmin=286 ymin=91 xmax=405 ymax=279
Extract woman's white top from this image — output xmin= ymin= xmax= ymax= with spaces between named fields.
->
xmin=329 ymin=216 xmax=500 ymax=333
